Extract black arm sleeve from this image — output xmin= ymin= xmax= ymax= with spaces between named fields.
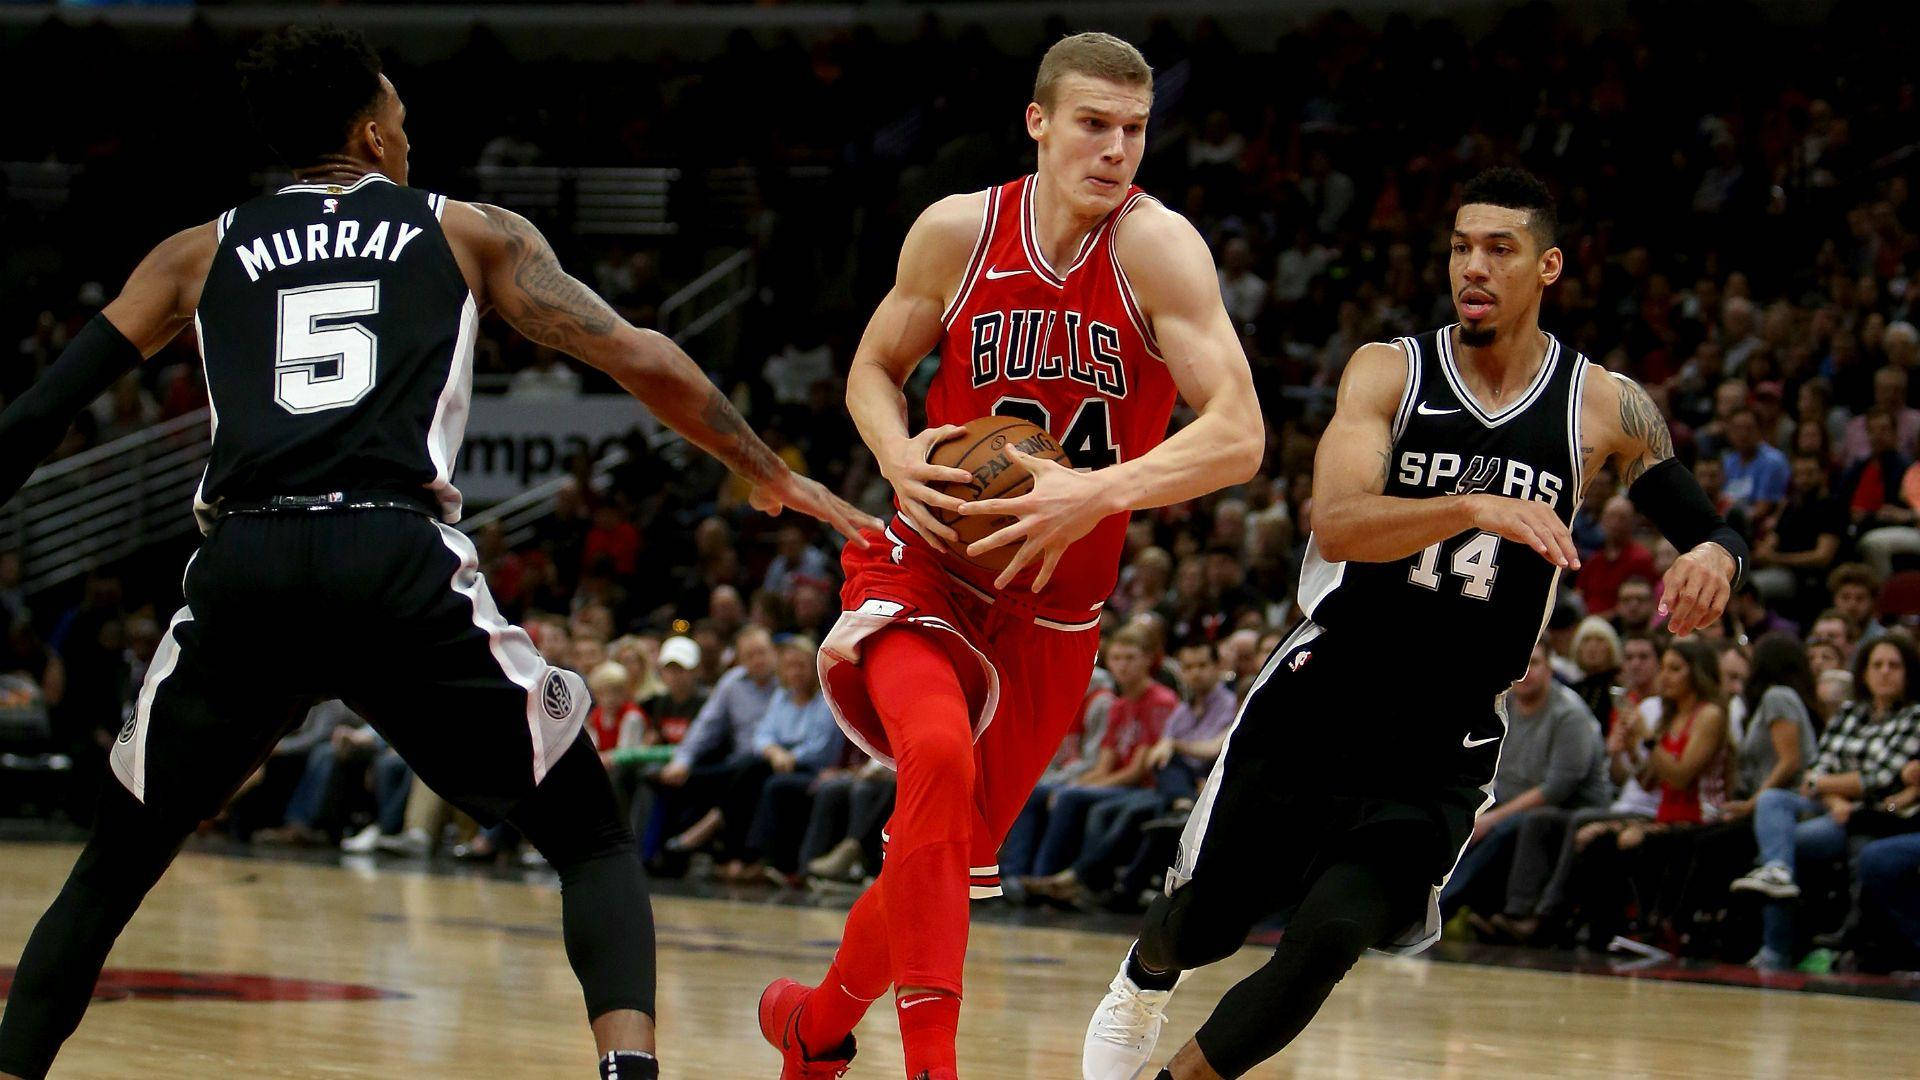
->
xmin=1627 ymin=457 xmax=1749 ymax=588
xmin=0 ymin=314 xmax=144 ymax=503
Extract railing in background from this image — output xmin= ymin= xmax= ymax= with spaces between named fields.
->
xmin=2 ymin=409 xmax=211 ymax=594
xmin=468 ymin=165 xmax=680 ymax=237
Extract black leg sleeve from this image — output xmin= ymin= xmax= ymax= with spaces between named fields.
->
xmin=0 ymin=786 xmax=195 ymax=1080
xmin=510 ymin=734 xmax=658 ymax=1021
xmin=1190 ymin=846 xmax=1428 ymax=1079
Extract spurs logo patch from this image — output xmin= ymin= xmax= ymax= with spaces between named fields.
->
xmin=542 ymin=671 xmax=574 ymax=720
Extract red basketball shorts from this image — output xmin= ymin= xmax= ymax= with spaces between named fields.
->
xmin=819 ymin=524 xmax=1102 ymax=897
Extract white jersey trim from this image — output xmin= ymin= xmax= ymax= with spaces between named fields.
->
xmin=426 ymin=294 xmax=479 ymax=523
xmin=1437 ymin=326 xmax=1561 ymax=428
xmin=433 ymin=523 xmax=581 ymax=786
xmin=1018 ymin=174 xmax=1105 ymax=287
xmin=1108 ymin=192 xmax=1165 ymax=361
xmin=112 ymin=601 xmax=194 ymax=803
xmin=939 ymin=188 xmax=999 ymax=330
xmin=191 ymin=312 xmax=219 ymax=534
xmin=1168 ymin=619 xmax=1317 ymax=891
xmin=276 ymin=172 xmax=397 ymax=196
xmin=1388 ymin=335 xmax=1422 ymax=443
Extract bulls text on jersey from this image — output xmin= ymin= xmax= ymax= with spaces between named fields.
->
xmin=968 ymin=309 xmax=1128 ymax=397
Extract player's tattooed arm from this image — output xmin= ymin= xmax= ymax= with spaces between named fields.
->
xmin=450 ymin=199 xmax=877 ymax=544
xmin=469 ymin=202 xmax=618 ymax=348
xmin=1612 ymin=374 xmax=1675 ymax=485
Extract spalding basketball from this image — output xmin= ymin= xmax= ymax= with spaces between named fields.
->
xmin=926 ymin=416 xmax=1072 ymax=573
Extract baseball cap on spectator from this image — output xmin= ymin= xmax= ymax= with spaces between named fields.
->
xmin=658 ymin=635 xmax=701 ymax=670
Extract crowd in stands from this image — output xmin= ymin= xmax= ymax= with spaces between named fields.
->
xmin=2 ymin=3 xmax=1920 ymax=975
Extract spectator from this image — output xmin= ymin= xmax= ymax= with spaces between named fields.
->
xmin=1827 ymin=564 xmax=1888 ymax=651
xmin=1731 ymin=635 xmax=1920 ymax=969
xmin=762 ymin=524 xmax=831 ymax=599
xmin=696 ymin=634 xmax=843 ymax=883
xmin=1721 ymin=407 xmax=1790 ymax=520
xmin=1441 ymin=640 xmax=1610 ymax=925
xmin=997 ymin=670 xmax=1114 ymax=879
xmin=1217 ymin=237 xmax=1266 ymax=329
xmin=254 ymin=702 xmax=382 ymax=846
xmin=1568 ymin=616 xmax=1623 ymax=726
xmin=339 ymin=745 xmax=425 ymax=857
xmin=1020 ymin=637 xmax=1238 ymax=907
xmin=1723 ymin=633 xmax=1820 ymax=819
xmin=1609 ymin=576 xmax=1658 ymax=637
xmin=1839 ymin=411 xmax=1912 ymax=542
xmin=1851 ymin=760 xmax=1920 ymax=971
xmin=801 ymin=758 xmax=896 ymax=885
xmin=1748 ymin=452 xmax=1846 ymax=614
xmin=1838 ymin=367 xmax=1920 ymax=466
xmin=1730 ymin=582 xmax=1797 ymax=640
xmin=1857 ymin=451 xmax=1920 ymax=579
xmin=1027 ymin=628 xmax=1176 ymax=877
xmin=1577 ymin=497 xmax=1656 ymax=617
xmin=647 ymin=626 xmax=778 ymax=869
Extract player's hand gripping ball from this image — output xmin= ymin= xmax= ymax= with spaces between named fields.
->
xmin=924 ymin=416 xmax=1071 ymax=573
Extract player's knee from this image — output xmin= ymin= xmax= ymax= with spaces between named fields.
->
xmin=1152 ymin=887 xmax=1251 ymax=970
xmin=1283 ymin=915 xmax=1370 ymax=981
xmin=894 ymin=719 xmax=975 ymax=798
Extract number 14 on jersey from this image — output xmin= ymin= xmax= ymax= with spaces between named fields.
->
xmin=1408 ymin=531 xmax=1501 ymax=600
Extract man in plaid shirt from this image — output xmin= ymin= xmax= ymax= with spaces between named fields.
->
xmin=1730 ymin=636 xmax=1920 ymax=968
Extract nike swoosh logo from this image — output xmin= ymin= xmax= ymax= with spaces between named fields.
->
xmin=898 ymin=995 xmax=943 ymax=1010
xmin=1462 ymin=733 xmax=1501 ymax=748
xmin=1417 ymin=402 xmax=1461 ymax=416
xmin=983 ymin=266 xmax=1029 ymax=280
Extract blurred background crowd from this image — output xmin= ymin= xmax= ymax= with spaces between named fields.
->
xmin=3 ymin=0 xmax=1920 ymax=977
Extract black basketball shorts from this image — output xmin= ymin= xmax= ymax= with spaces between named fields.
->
xmin=1166 ymin=620 xmax=1506 ymax=956
xmin=108 ymin=509 xmax=588 ymax=826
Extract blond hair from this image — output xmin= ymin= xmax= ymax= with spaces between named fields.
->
xmin=1034 ymin=32 xmax=1152 ymax=111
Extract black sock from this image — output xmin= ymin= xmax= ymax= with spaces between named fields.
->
xmin=600 ymin=1050 xmax=657 ymax=1079
xmin=1126 ymin=941 xmax=1180 ymax=991
xmin=1155 ymin=1071 xmax=1174 ymax=1080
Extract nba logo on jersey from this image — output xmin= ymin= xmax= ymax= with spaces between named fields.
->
xmin=1289 ymin=650 xmax=1312 ymax=672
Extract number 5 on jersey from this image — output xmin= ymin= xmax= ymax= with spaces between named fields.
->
xmin=275 ymin=281 xmax=380 ymax=415
xmin=1409 ymin=531 xmax=1500 ymax=600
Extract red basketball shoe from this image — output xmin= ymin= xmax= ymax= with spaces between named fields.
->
xmin=759 ymin=978 xmax=858 ymax=1079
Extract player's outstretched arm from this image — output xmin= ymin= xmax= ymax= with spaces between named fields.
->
xmin=961 ymin=204 xmax=1265 ymax=588
xmin=1310 ymin=342 xmax=1581 ymax=568
xmin=447 ymin=201 xmax=877 ymax=546
xmin=844 ymin=192 xmax=985 ymax=545
xmin=1585 ymin=368 xmax=1744 ymax=636
xmin=0 ymin=223 xmax=216 ymax=504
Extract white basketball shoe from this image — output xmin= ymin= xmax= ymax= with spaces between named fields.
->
xmin=1082 ymin=947 xmax=1189 ymax=1080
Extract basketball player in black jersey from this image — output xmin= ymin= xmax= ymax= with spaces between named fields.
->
xmin=1083 ymin=168 xmax=1748 ymax=1080
xmin=0 ymin=28 xmax=875 ymax=1080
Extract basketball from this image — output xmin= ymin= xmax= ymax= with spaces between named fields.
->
xmin=926 ymin=416 xmax=1071 ymax=573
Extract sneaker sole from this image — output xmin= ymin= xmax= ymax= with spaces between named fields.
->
xmin=1731 ymin=879 xmax=1800 ymax=899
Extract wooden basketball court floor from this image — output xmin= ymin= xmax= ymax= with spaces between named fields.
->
xmin=3 ymin=842 xmax=1915 ymax=1078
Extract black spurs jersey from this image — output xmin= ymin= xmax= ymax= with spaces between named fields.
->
xmin=1298 ymin=327 xmax=1591 ymax=696
xmin=192 ymin=173 xmax=475 ymax=531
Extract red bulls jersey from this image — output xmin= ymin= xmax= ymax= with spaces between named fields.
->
xmin=901 ymin=174 xmax=1178 ymax=612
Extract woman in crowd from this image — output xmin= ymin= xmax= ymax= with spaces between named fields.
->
xmin=1570 ymin=617 xmax=1624 ymax=728
xmin=1731 ymin=634 xmax=1920 ymax=969
xmin=1559 ymin=638 xmax=1729 ymax=946
xmin=1725 ymin=633 xmax=1820 ymax=820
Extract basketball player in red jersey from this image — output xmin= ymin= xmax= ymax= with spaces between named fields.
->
xmin=757 ymin=32 xmax=1262 ymax=1080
